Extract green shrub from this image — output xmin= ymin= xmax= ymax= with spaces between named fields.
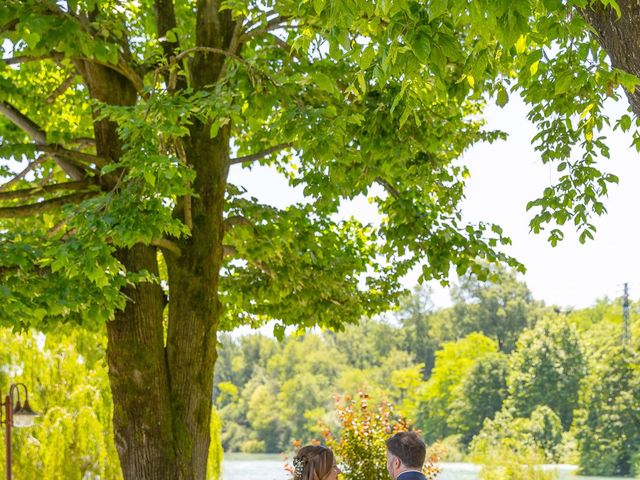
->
xmin=527 ymin=406 xmax=563 ymax=460
xmin=507 ymin=318 xmax=585 ymax=431
xmin=322 ymin=392 xmax=440 ymax=480
xmin=471 ymin=440 xmax=556 ymax=480
xmin=241 ymin=439 xmax=266 ymax=453
xmin=470 ymin=406 xmax=563 ymax=462
xmin=555 ymin=431 xmax=579 ymax=465
xmin=449 ymin=352 xmax=509 ymax=444
xmin=632 ymin=450 xmax=640 ymax=477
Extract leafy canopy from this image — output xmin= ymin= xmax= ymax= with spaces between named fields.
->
xmin=1 ymin=0 xmax=639 ymax=333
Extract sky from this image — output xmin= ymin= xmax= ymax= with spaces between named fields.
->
xmin=228 ymin=94 xmax=640 ymax=311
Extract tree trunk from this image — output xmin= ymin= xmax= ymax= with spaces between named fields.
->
xmin=164 ymin=121 xmax=230 ymax=478
xmin=75 ymin=4 xmax=235 ymax=477
xmin=107 ymin=245 xmax=177 ymax=478
xmin=581 ymin=0 xmax=640 ymax=116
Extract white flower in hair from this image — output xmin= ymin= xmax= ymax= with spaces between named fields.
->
xmin=293 ymin=457 xmax=305 ymax=478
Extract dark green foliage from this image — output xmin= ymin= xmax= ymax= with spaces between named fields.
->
xmin=507 ymin=317 xmax=586 ymax=430
xmin=575 ymin=347 xmax=640 ymax=476
xmin=397 ymin=287 xmax=439 ymax=377
xmin=216 ymin=286 xmax=639 ymax=466
xmin=450 ymin=352 xmax=510 ymax=444
xmin=451 ymin=266 xmax=540 ymax=352
xmin=214 ymin=325 xmax=415 ymax=452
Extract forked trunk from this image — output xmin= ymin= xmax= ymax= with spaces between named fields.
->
xmin=79 ymin=56 xmax=230 ymax=478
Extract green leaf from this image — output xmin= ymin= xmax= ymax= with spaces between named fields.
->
xmin=430 ymin=0 xmax=449 ymax=19
xmin=143 ymin=170 xmax=156 ymax=187
xmin=359 ymin=45 xmax=376 ymax=70
xmin=554 ymin=73 xmax=574 ymax=96
xmin=315 ymin=73 xmax=336 ymax=93
xmin=408 ymin=32 xmax=431 ymax=63
xmin=529 ymin=60 xmax=539 ymax=76
xmin=210 ymin=117 xmax=230 ymax=138
xmin=601 ymin=0 xmax=622 ymax=18
xmin=273 ymin=324 xmax=286 ymax=341
xmin=496 ymin=87 xmax=509 ymax=107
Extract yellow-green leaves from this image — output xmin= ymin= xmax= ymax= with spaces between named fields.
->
xmin=359 ymin=44 xmax=376 ymax=71
xmin=529 ymin=60 xmax=539 ymax=76
xmin=313 ymin=0 xmax=325 ymax=15
xmin=515 ymin=35 xmax=527 ymax=54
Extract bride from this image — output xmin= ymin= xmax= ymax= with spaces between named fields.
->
xmin=292 ymin=445 xmax=342 ymax=480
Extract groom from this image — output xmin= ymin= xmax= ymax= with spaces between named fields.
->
xmin=385 ymin=431 xmax=428 ymax=480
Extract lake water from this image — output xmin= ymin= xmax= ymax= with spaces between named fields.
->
xmin=221 ymin=455 xmax=630 ymax=480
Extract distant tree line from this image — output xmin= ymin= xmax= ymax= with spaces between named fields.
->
xmin=214 ymin=268 xmax=640 ymax=477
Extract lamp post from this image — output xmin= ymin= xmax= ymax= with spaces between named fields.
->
xmin=1 ymin=383 xmax=38 ymax=480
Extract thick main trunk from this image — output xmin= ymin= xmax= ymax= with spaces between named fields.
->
xmin=75 ymin=61 xmax=183 ymax=480
xmin=581 ymin=0 xmax=640 ymax=117
xmin=107 ymin=245 xmax=177 ymax=478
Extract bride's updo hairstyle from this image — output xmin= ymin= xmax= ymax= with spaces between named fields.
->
xmin=292 ymin=445 xmax=335 ymax=480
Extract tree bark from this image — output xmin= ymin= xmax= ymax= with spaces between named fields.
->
xmin=581 ymin=0 xmax=640 ymax=117
xmin=165 ymin=123 xmax=230 ymax=478
xmin=107 ymin=245 xmax=177 ymax=478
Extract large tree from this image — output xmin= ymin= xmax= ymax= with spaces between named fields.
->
xmin=0 ymin=0 xmax=638 ymax=478
xmin=451 ymin=266 xmax=539 ymax=352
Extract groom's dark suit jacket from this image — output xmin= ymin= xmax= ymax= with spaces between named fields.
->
xmin=397 ymin=471 xmax=427 ymax=480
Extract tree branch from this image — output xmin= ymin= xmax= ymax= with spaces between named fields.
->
xmin=223 ymin=244 xmax=238 ymax=257
xmin=243 ymin=10 xmax=278 ymax=32
xmin=1 ymin=143 xmax=109 ymax=169
xmin=151 ymin=238 xmax=182 ymax=257
xmin=173 ymin=137 xmax=192 ymax=229
xmin=39 ymin=145 xmax=108 ymax=168
xmin=45 ymin=74 xmax=77 ymax=104
xmin=375 ymin=177 xmax=400 ymax=199
xmin=69 ymin=137 xmax=96 ymax=149
xmin=0 ymin=102 xmax=86 ymax=180
xmin=0 ymin=19 xmax=18 ymax=34
xmin=0 ymin=156 xmax=48 ymax=192
xmin=228 ymin=15 xmax=247 ymax=56
xmin=224 ymin=215 xmax=254 ymax=232
xmin=229 ymin=143 xmax=293 ymax=165
xmin=0 ymin=191 xmax=98 ymax=219
xmin=154 ymin=0 xmax=188 ymax=92
xmin=1 ymin=53 xmax=64 ymax=65
xmin=0 ymin=180 xmax=93 ymax=201
xmin=243 ymin=15 xmax=292 ymax=40
xmin=269 ymin=34 xmax=302 ymax=61
xmin=171 ymin=47 xmax=248 ymax=67
xmin=0 ymin=101 xmax=47 ymax=143
xmin=41 ymin=2 xmax=145 ymax=93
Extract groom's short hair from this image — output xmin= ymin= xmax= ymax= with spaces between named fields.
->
xmin=386 ymin=431 xmax=426 ymax=469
